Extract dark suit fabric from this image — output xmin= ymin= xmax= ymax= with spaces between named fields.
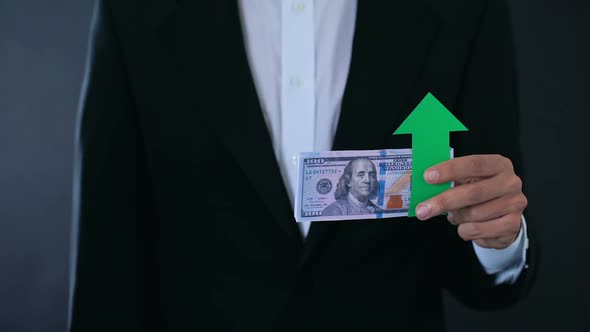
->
xmin=70 ymin=0 xmax=536 ymax=331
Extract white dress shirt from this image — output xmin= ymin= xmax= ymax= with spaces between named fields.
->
xmin=238 ymin=0 xmax=527 ymax=284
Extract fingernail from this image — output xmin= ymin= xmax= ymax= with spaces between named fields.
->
xmin=424 ymin=170 xmax=439 ymax=183
xmin=447 ymin=212 xmax=455 ymax=224
xmin=416 ymin=204 xmax=431 ymax=220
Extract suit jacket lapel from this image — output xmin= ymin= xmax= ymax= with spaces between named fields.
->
xmin=207 ymin=1 xmax=304 ymax=246
xmin=302 ymin=1 xmax=442 ymax=264
xmin=148 ymin=0 xmax=304 ymax=246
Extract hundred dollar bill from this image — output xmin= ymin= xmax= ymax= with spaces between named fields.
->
xmin=295 ymin=149 xmax=452 ymax=223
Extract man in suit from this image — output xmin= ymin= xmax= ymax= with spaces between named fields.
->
xmin=69 ymin=0 xmax=536 ymax=331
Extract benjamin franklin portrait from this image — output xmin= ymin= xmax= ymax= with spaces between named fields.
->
xmin=322 ymin=158 xmax=383 ymax=216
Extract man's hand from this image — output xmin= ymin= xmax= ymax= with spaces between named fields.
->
xmin=415 ymin=155 xmax=527 ymax=249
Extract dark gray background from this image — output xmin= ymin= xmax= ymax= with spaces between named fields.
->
xmin=0 ymin=1 xmax=588 ymax=331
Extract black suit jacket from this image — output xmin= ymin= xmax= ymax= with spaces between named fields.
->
xmin=70 ymin=1 xmax=536 ymax=331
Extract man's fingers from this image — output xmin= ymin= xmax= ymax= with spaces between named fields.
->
xmin=416 ymin=173 xmax=516 ymax=220
xmin=473 ymin=235 xmax=520 ymax=250
xmin=456 ymin=213 xmax=522 ymax=243
xmin=424 ymin=155 xmax=513 ymax=184
xmin=447 ymin=193 xmax=528 ymax=225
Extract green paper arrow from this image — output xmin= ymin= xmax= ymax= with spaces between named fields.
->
xmin=393 ymin=92 xmax=468 ymax=217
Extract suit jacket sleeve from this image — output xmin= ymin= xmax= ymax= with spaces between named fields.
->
xmin=432 ymin=0 xmax=537 ymax=310
xmin=69 ymin=0 xmax=159 ymax=330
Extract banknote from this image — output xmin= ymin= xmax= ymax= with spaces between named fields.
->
xmin=295 ymin=149 xmax=451 ymax=223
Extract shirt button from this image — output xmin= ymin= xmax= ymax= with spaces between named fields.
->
xmin=291 ymin=155 xmax=298 ymax=165
xmin=291 ymin=2 xmax=305 ymax=13
xmin=289 ymin=75 xmax=304 ymax=88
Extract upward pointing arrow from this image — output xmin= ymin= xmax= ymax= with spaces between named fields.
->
xmin=393 ymin=92 xmax=468 ymax=217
